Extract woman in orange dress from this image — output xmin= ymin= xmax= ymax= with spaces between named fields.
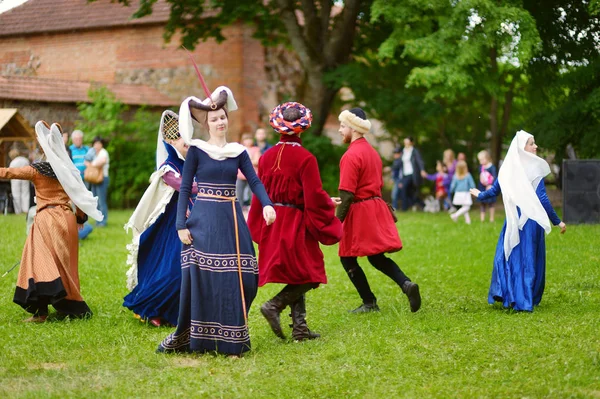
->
xmin=0 ymin=121 xmax=103 ymax=322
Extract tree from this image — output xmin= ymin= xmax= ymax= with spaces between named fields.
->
xmin=370 ymin=0 xmax=600 ymax=163
xmin=115 ymin=0 xmax=378 ymax=136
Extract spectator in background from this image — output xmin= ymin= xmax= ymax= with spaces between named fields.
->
xmin=8 ymin=149 xmax=30 ymax=214
xmin=390 ymin=147 xmax=402 ymax=210
xmin=442 ymin=149 xmax=457 ymax=211
xmin=477 ymin=150 xmax=498 ymax=222
xmin=254 ymin=127 xmax=272 ymax=155
xmin=62 ymin=132 xmax=72 ymax=159
xmin=397 ymin=136 xmax=425 ymax=211
xmin=69 ymin=130 xmax=89 ymax=179
xmin=236 ymin=133 xmax=261 ymax=210
xmin=85 ymin=136 xmax=109 ymax=227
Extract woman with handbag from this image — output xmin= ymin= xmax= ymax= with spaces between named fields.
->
xmin=85 ymin=136 xmax=109 ymax=227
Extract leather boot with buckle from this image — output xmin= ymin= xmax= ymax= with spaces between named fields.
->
xmin=290 ymin=294 xmax=320 ymax=341
xmin=261 ymin=284 xmax=317 ymax=339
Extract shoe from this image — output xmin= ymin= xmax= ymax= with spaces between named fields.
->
xmin=349 ymin=303 xmax=380 ymax=313
xmin=450 ymin=213 xmax=458 ymax=222
xmin=402 ymin=281 xmax=421 ymax=313
xmin=149 ymin=318 xmax=162 ymax=327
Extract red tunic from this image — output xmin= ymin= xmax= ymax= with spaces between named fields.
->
xmin=338 ymin=138 xmax=402 ymax=257
xmin=248 ymin=134 xmax=342 ymax=286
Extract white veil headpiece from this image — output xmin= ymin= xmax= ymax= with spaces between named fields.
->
xmin=497 ymin=130 xmax=551 ymax=260
xmin=155 ymin=110 xmax=184 ymax=170
xmin=35 ymin=122 xmax=103 ymax=221
xmin=178 ymin=86 xmax=245 ymax=161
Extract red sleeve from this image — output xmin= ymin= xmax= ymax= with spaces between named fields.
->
xmin=247 ymin=156 xmax=264 ymax=244
xmin=302 ymin=156 xmax=342 ymax=245
xmin=338 ymin=153 xmax=359 ymax=194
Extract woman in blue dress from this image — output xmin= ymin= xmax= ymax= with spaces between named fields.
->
xmin=123 ymin=111 xmax=196 ymax=327
xmin=470 ymin=131 xmax=566 ymax=312
xmin=158 ymin=86 xmax=276 ymax=356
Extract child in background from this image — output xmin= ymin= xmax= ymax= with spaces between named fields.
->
xmin=477 ymin=150 xmax=497 ymax=222
xmin=450 ymin=160 xmax=476 ymax=224
xmin=424 ymin=160 xmax=448 ymax=211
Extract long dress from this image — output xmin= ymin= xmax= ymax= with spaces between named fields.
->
xmin=338 ymin=137 xmax=401 ymax=257
xmin=0 ymin=164 xmax=92 ymax=317
xmin=158 ymin=147 xmax=272 ymax=355
xmin=478 ymin=179 xmax=561 ymax=311
xmin=247 ymin=134 xmax=342 ymax=286
xmin=123 ymin=144 xmax=196 ymax=326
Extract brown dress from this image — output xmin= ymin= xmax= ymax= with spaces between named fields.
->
xmin=0 ymin=165 xmax=92 ymax=317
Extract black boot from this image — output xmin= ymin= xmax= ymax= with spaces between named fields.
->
xmin=402 ymin=281 xmax=421 ymax=313
xmin=349 ymin=302 xmax=380 ymax=313
xmin=290 ymin=294 xmax=320 ymax=341
xmin=261 ymin=284 xmax=317 ymax=339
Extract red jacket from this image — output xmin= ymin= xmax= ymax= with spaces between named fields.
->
xmin=248 ymin=134 xmax=342 ymax=286
xmin=338 ymin=138 xmax=402 ymax=257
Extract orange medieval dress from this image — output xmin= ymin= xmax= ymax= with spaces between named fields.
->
xmin=0 ymin=164 xmax=92 ymax=317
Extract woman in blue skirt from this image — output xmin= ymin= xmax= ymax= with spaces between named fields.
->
xmin=123 ymin=111 xmax=196 ymax=327
xmin=158 ymin=85 xmax=275 ymax=356
xmin=470 ymin=131 xmax=566 ymax=312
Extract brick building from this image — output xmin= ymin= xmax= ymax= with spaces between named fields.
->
xmin=0 ymin=0 xmax=270 ymax=148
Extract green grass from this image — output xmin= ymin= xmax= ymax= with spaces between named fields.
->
xmin=0 ymin=209 xmax=599 ymax=398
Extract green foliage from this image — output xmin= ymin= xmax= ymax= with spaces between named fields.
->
xmin=76 ymin=87 xmax=163 ymax=208
xmin=1 ymin=210 xmax=599 ymax=397
xmin=532 ymin=59 xmax=600 ymax=160
xmin=302 ymin=132 xmax=346 ymax=195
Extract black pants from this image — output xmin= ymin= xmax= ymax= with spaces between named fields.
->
xmin=340 ymin=253 xmax=410 ymax=305
xmin=400 ymin=175 xmax=423 ymax=210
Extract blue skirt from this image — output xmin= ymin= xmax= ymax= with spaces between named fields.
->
xmin=488 ymin=219 xmax=546 ymax=311
xmin=158 ymin=183 xmax=258 ymax=355
xmin=123 ymin=196 xmax=181 ymax=326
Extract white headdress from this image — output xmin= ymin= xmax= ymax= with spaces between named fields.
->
xmin=178 ymin=87 xmax=245 ymax=160
xmin=498 ymin=130 xmax=551 ymax=260
xmin=178 ymin=51 xmax=244 ymax=160
xmin=35 ymin=122 xmax=103 ymax=221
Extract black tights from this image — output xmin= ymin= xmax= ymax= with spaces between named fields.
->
xmin=340 ymin=253 xmax=410 ymax=305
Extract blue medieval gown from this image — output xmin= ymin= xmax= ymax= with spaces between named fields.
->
xmin=123 ymin=144 xmax=194 ymax=326
xmin=158 ymin=146 xmax=272 ymax=355
xmin=478 ymin=179 xmax=561 ymax=311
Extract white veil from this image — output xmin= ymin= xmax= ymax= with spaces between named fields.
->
xmin=178 ymin=86 xmax=245 ymax=161
xmin=36 ymin=122 xmax=104 ymax=221
xmin=497 ymin=130 xmax=551 ymax=260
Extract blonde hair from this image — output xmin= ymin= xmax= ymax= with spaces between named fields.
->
xmin=443 ymin=149 xmax=455 ymax=164
xmin=477 ymin=150 xmax=492 ymax=163
xmin=455 ymin=160 xmax=469 ymax=178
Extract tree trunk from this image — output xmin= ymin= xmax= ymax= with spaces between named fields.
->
xmin=302 ymin=68 xmax=339 ymax=135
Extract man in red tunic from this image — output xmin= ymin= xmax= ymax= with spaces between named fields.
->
xmin=335 ymin=108 xmax=421 ymax=313
xmin=248 ymin=102 xmax=342 ymax=340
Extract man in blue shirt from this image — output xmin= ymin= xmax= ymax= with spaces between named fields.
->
xmin=69 ymin=130 xmax=89 ymax=178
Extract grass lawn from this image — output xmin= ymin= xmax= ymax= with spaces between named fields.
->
xmin=0 ymin=209 xmax=599 ymax=398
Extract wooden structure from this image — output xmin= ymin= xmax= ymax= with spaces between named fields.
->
xmin=0 ymin=109 xmax=36 ymax=166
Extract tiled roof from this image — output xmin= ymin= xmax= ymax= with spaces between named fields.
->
xmin=0 ymin=75 xmax=177 ymax=107
xmin=0 ymin=0 xmax=171 ymax=37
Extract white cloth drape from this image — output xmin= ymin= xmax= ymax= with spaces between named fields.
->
xmin=35 ymin=122 xmax=103 ymax=221
xmin=497 ymin=130 xmax=551 ymax=260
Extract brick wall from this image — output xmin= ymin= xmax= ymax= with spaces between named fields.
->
xmin=0 ymin=22 xmax=268 ymax=140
